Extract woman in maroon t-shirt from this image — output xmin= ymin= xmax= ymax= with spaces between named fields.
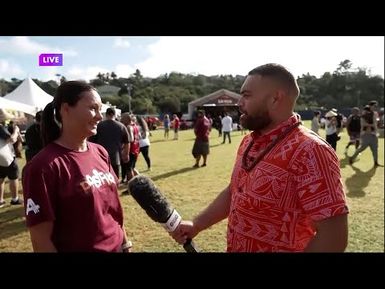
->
xmin=22 ymin=81 xmax=132 ymax=252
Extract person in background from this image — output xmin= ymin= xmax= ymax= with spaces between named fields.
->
xmin=214 ymin=115 xmax=222 ymax=137
xmin=349 ymin=103 xmax=382 ymax=167
xmin=311 ymin=111 xmax=321 ymax=134
xmin=0 ymin=121 xmax=23 ymax=208
xmin=344 ymin=107 xmax=361 ymax=154
xmin=221 ymin=112 xmax=233 ymax=144
xmin=7 ymin=121 xmax=23 ymax=158
xmin=172 ymin=114 xmax=180 ymax=140
xmin=332 ymin=108 xmax=343 ymax=136
xmin=207 ymin=114 xmax=213 ymax=132
xmin=163 ymin=114 xmax=171 ymax=140
xmin=137 ymin=116 xmax=152 ymax=171
xmin=369 ymin=100 xmax=380 ymax=126
xmin=22 ymin=81 xmax=131 ymax=252
xmin=121 ymin=113 xmax=140 ymax=184
xmin=192 ymin=110 xmax=211 ymax=168
xmin=324 ymin=110 xmax=339 ymax=151
xmin=91 ymin=107 xmax=129 ymax=180
xmin=170 ymin=63 xmax=348 ymax=252
xmin=25 ymin=110 xmax=43 ymax=162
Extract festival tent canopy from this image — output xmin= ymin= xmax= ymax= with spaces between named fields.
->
xmin=2 ymin=77 xmax=121 ymax=118
xmin=0 ymin=97 xmax=38 ymax=115
xmin=3 ymin=77 xmax=53 ymax=112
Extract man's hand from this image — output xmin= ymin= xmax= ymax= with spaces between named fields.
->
xmin=170 ymin=220 xmax=198 ymax=245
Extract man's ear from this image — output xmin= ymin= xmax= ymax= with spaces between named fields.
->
xmin=271 ymin=89 xmax=284 ymax=108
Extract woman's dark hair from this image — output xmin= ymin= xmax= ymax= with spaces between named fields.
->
xmin=137 ymin=116 xmax=149 ymax=133
xmin=35 ymin=110 xmax=43 ymax=122
xmin=41 ymin=81 xmax=96 ymax=146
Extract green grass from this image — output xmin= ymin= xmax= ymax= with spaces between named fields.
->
xmin=0 ymin=120 xmax=383 ymax=252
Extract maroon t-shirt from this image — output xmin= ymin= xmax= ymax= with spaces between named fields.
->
xmin=22 ymin=142 xmax=124 ymax=252
xmin=194 ymin=116 xmax=210 ymax=142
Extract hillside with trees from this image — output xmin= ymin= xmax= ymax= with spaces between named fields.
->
xmin=1 ymin=60 xmax=383 ymax=115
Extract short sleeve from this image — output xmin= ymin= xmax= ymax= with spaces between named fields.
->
xmin=293 ymin=141 xmax=349 ymax=222
xmin=22 ymin=162 xmax=57 ymax=227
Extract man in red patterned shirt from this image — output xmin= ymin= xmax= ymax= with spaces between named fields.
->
xmin=171 ymin=63 xmax=349 ymax=252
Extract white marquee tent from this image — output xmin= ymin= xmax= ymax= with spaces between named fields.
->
xmin=2 ymin=77 xmax=53 ymax=112
xmin=0 ymin=97 xmax=37 ymax=115
xmin=0 ymin=77 xmax=121 ymax=119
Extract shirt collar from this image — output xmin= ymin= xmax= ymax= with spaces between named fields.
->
xmin=250 ymin=113 xmax=301 ymax=143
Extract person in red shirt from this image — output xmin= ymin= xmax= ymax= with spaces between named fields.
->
xmin=171 ymin=63 xmax=349 ymax=252
xmin=172 ymin=114 xmax=180 ymax=140
xmin=192 ymin=110 xmax=211 ymax=167
xmin=120 ymin=113 xmax=140 ymax=184
xmin=22 ymin=81 xmax=132 ymax=252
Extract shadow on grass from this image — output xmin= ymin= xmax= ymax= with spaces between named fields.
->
xmin=119 ymin=167 xmax=199 ymax=195
xmin=152 ymin=167 xmax=198 ymax=182
xmin=0 ymin=206 xmax=27 ymax=240
xmin=345 ymin=165 xmax=378 ymax=198
xmin=150 ymin=139 xmax=169 ymax=144
xmin=339 ymin=153 xmax=350 ymax=169
xmin=210 ymin=143 xmax=224 ymax=148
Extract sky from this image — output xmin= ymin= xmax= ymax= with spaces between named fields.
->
xmin=0 ymin=36 xmax=384 ymax=83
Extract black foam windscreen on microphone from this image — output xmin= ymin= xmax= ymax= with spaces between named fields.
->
xmin=127 ymin=175 xmax=198 ymax=253
xmin=127 ymin=175 xmax=172 ymax=223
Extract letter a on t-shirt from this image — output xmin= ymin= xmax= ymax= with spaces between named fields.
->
xmin=26 ymin=198 xmax=40 ymax=215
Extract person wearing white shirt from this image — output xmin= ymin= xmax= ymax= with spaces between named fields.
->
xmin=221 ymin=113 xmax=233 ymax=144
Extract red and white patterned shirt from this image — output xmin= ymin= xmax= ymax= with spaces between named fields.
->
xmin=227 ymin=114 xmax=349 ymax=252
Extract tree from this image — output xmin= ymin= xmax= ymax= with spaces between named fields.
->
xmin=0 ymin=79 xmax=10 ymax=96
xmin=158 ymin=97 xmax=180 ymax=113
xmin=97 ymin=72 xmax=104 ymax=81
xmin=130 ymin=97 xmax=157 ymax=114
xmin=90 ymin=78 xmax=104 ymax=87
xmin=133 ymin=69 xmax=143 ymax=80
xmin=335 ymin=59 xmax=353 ymax=75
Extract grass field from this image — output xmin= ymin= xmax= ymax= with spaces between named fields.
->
xmin=0 ymin=120 xmax=383 ymax=252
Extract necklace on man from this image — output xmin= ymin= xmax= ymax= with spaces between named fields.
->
xmin=241 ymin=121 xmax=301 ymax=172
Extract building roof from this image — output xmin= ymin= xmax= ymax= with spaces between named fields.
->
xmin=188 ymin=89 xmax=241 ymax=107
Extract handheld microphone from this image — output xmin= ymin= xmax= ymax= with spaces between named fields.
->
xmin=126 ymin=175 xmax=198 ymax=253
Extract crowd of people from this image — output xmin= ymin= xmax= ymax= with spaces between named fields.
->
xmin=0 ymin=63 xmax=383 ymax=252
xmin=311 ymin=100 xmax=382 ymax=167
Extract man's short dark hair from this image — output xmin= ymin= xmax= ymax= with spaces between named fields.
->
xmin=248 ymin=63 xmax=299 ymax=97
xmin=106 ymin=107 xmax=116 ymax=116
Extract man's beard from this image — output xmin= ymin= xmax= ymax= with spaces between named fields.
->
xmin=240 ymin=109 xmax=272 ymax=132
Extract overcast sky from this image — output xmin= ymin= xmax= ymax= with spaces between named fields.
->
xmin=0 ymin=36 xmax=383 ymax=82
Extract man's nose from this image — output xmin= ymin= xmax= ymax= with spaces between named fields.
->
xmin=238 ymin=97 xmax=244 ymax=109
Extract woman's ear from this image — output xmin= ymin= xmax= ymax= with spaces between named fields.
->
xmin=61 ymin=103 xmax=69 ymax=115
